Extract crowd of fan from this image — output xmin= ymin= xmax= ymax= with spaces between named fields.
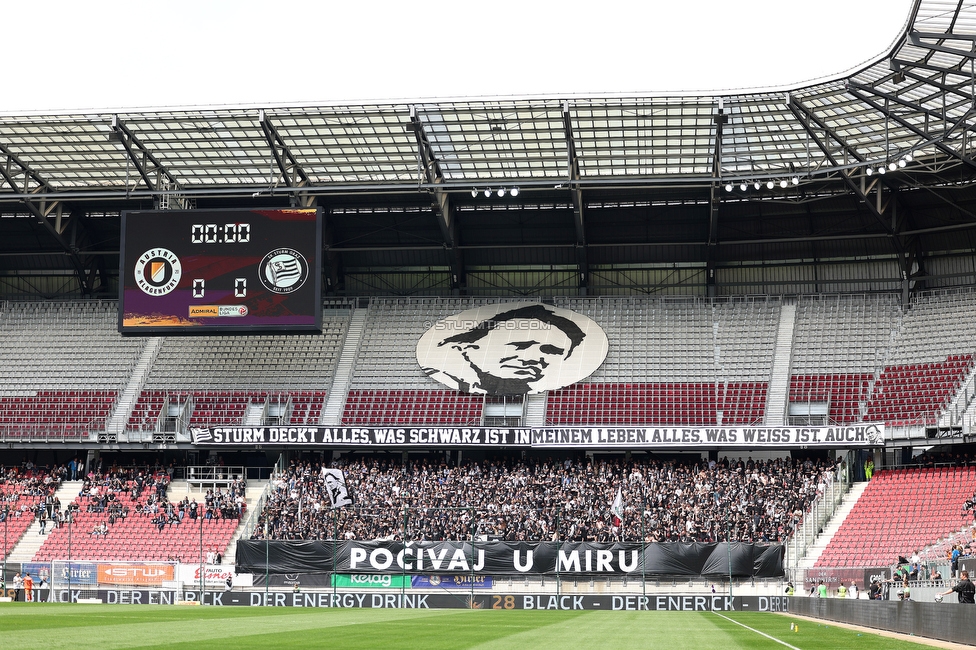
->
xmin=148 ymin=480 xmax=247 ymax=531
xmin=0 ymin=462 xmax=65 ymax=523
xmin=914 ymin=451 xmax=976 ymax=467
xmin=0 ymin=459 xmax=248 ymax=539
xmin=78 ymin=473 xmax=247 ymax=535
xmin=252 ymin=455 xmax=838 ymax=544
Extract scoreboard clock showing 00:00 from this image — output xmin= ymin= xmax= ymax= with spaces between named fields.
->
xmin=119 ymin=208 xmax=323 ymax=334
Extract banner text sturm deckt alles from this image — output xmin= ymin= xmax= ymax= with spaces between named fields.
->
xmin=193 ymin=424 xmax=884 ymax=449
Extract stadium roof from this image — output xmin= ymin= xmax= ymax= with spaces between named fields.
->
xmin=2 ymin=0 xmax=976 ymax=298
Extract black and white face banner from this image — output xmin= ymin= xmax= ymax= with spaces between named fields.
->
xmin=416 ymin=303 xmax=608 ymax=396
xmin=321 ymin=468 xmax=354 ymax=508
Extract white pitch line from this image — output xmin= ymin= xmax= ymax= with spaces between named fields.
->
xmin=712 ymin=612 xmax=803 ymax=650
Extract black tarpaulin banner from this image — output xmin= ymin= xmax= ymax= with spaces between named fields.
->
xmin=235 ymin=540 xmax=783 ymax=578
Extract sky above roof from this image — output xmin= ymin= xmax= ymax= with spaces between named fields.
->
xmin=4 ymin=0 xmax=915 ymax=113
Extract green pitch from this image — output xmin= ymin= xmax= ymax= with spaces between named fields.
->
xmin=0 ymin=604 xmax=936 ymax=649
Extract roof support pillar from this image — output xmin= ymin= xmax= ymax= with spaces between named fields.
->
xmin=564 ymin=102 xmax=588 ymax=293
xmin=407 ymin=106 xmax=464 ymax=292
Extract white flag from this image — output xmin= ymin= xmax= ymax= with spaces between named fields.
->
xmin=321 ymin=468 xmax=354 ymax=508
xmin=611 ymin=487 xmax=624 ymax=526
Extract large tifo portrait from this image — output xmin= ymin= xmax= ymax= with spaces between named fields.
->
xmin=416 ymin=303 xmax=609 ymax=396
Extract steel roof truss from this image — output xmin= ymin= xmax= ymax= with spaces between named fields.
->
xmin=846 ymin=86 xmax=976 ymax=172
xmin=110 ymin=116 xmax=189 ymax=209
xmin=0 ymin=145 xmax=91 ymax=293
xmin=847 ymin=79 xmax=973 ymax=142
xmin=258 ymin=110 xmax=311 ymax=189
xmin=788 ymin=98 xmax=898 ymax=239
xmin=909 ymin=31 xmax=976 ymax=61
xmin=899 ymin=68 xmax=976 ymax=104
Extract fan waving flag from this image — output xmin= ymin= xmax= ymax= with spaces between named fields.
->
xmin=611 ymin=487 xmax=624 ymax=526
xmin=321 ymin=468 xmax=354 ymax=508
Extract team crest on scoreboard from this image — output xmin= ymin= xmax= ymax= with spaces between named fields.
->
xmin=259 ymin=248 xmax=309 ymax=294
xmin=134 ymin=248 xmax=182 ymax=296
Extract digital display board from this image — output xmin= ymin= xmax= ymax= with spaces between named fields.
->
xmin=119 ymin=208 xmax=322 ymax=334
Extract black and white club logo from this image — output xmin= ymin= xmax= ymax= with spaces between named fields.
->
xmin=134 ymin=248 xmax=182 ymax=296
xmin=258 ymin=248 xmax=309 ymax=294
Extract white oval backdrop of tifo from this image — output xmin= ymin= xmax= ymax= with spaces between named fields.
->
xmin=416 ymin=302 xmax=609 ymax=396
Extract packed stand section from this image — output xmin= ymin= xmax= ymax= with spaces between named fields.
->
xmin=252 ymin=455 xmax=835 ymax=544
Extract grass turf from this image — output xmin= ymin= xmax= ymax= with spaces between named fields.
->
xmin=0 ymin=604 xmax=938 ymax=649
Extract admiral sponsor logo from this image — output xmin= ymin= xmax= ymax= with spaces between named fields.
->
xmin=188 ymin=305 xmax=249 ymax=318
xmin=258 ymin=248 xmax=308 ymax=294
xmin=189 ymin=305 xmax=220 ymax=317
xmin=134 ymin=248 xmax=182 ymax=296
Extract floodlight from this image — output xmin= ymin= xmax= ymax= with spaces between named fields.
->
xmin=510 ymin=187 xmax=520 ymax=197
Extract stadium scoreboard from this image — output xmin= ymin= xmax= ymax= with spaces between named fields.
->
xmin=119 ymin=208 xmax=322 ymax=334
